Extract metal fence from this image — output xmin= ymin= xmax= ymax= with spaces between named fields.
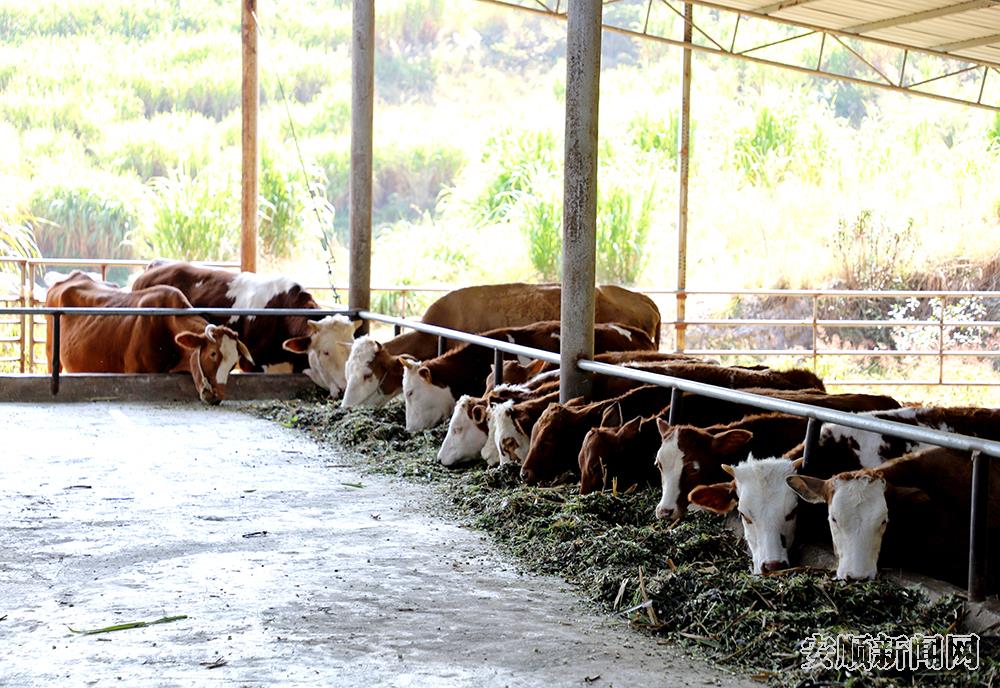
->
xmin=3 ymin=258 xmax=1000 ymax=389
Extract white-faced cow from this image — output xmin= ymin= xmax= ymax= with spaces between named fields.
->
xmin=341 ymin=283 xmax=662 ymax=407
xmin=45 ymin=271 xmax=250 ymax=405
xmin=689 ymin=456 xmax=804 ymax=574
xmin=402 ymin=321 xmax=654 ymax=432
xmin=787 ymin=446 xmax=1000 ymax=584
xmin=131 ymin=261 xmax=356 ymax=394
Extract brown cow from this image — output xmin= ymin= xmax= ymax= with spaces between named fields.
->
xmin=341 ymin=283 xmax=661 ymax=408
xmin=590 ymin=363 xmax=826 ymax=400
xmin=131 ymin=261 xmax=332 ymax=376
xmin=787 ymin=446 xmax=1000 ymax=585
xmin=45 ymin=271 xmax=250 ymax=405
xmin=402 ymin=321 xmax=655 ymax=431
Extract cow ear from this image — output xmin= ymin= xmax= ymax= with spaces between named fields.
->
xmin=721 ymin=463 xmax=736 ymax=477
xmin=620 ymin=416 xmax=642 ymax=435
xmin=418 ymin=366 xmax=432 ymax=382
xmin=283 ymin=336 xmax=311 ymax=353
xmin=656 ymin=417 xmax=672 ymax=438
xmin=353 ymin=319 xmax=365 ymax=333
xmin=711 ymin=429 xmax=753 ymax=456
xmin=786 ymin=475 xmax=829 ymax=504
xmin=526 ymin=358 xmax=547 ymax=376
xmin=689 ymin=482 xmax=737 ymax=514
xmin=175 ymin=331 xmax=206 ymax=349
xmin=471 ymin=404 xmax=486 ymax=424
xmin=601 ymin=404 xmax=622 ymax=428
xmin=236 ymin=340 xmax=254 ymax=366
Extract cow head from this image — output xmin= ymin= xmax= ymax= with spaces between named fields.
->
xmin=282 ymin=315 xmax=360 ymax=397
xmin=690 ymin=456 xmax=802 ymax=575
xmin=654 ymin=420 xmax=753 ymax=521
xmin=343 ymin=336 xmax=397 ymax=407
xmin=494 ymin=399 xmax=532 ymax=468
xmin=786 ymin=471 xmax=927 ymax=581
xmin=578 ymin=416 xmax=643 ymax=494
xmin=438 ymin=395 xmax=489 ymax=467
xmin=401 ymin=358 xmax=455 ymax=432
xmin=175 ymin=324 xmax=249 ymax=405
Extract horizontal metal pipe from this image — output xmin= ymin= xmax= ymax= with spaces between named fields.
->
xmin=0 ymin=307 xmax=357 ymax=317
xmin=359 ymin=311 xmax=562 ymax=365
xmin=578 ymin=358 xmax=1000 ymax=458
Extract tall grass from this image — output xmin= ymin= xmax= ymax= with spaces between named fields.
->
xmin=597 ymin=180 xmax=655 ymax=285
xmin=732 ymin=107 xmax=797 ymax=186
xmin=28 ymin=175 xmax=145 ymax=259
xmin=144 ymin=169 xmax=239 ymax=262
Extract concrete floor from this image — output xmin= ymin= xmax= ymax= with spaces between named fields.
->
xmin=1 ymin=403 xmax=758 ymax=687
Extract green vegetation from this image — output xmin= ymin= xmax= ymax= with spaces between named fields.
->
xmin=0 ymin=0 xmax=998 ymax=391
xmin=251 ymin=397 xmax=999 ymax=687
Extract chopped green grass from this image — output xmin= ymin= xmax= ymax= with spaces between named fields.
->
xmin=249 ymin=398 xmax=998 ymax=687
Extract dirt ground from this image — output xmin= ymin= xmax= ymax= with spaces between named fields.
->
xmin=1 ymin=402 xmax=758 ymax=687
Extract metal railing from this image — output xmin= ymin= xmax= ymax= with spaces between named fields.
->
xmin=360 ymin=310 xmax=996 ymax=602
xmin=3 ymin=261 xmax=999 ymax=387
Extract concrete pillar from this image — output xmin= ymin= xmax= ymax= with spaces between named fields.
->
xmin=349 ymin=0 xmax=375 ymax=328
xmin=560 ymin=0 xmax=602 ymax=403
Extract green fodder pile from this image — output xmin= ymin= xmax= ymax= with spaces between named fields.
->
xmin=250 ymin=398 xmax=999 ymax=687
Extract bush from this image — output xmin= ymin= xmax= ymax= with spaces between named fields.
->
xmin=0 ymin=209 xmax=40 ymax=265
xmin=28 ymin=174 xmax=145 ymax=260
xmin=520 ymin=190 xmax=562 ymax=281
xmin=144 ymin=169 xmax=239 ymax=261
xmin=259 ymin=154 xmax=307 ymax=260
xmin=471 ymin=128 xmax=559 ymax=227
xmin=629 ymin=111 xmax=693 ymax=162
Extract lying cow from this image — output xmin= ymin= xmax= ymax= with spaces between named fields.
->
xmin=341 ymin=283 xmax=662 ymax=407
xmin=654 ymin=391 xmax=901 ymax=521
xmin=787 ymin=446 xmax=1000 ymax=584
xmin=45 ymin=271 xmax=250 ymax=405
xmin=402 ymin=321 xmax=655 ymax=432
xmin=132 ymin=261 xmax=354 ymax=394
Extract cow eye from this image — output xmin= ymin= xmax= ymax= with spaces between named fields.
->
xmin=210 ymin=351 xmax=218 ymax=360
xmin=831 ymin=516 xmax=838 ymax=524
xmin=363 ymin=373 xmax=372 ymax=380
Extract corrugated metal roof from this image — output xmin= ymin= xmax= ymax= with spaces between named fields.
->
xmin=705 ymin=0 xmax=1000 ymax=67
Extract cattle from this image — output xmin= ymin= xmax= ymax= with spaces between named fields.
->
xmin=590 ymin=363 xmax=826 ymax=400
xmin=520 ymin=385 xmax=675 ymax=484
xmin=282 ymin=315 xmax=359 ymax=396
xmin=812 ymin=406 xmax=1000 ymax=475
xmin=579 ymin=415 xmax=662 ymax=495
xmin=130 ymin=261 xmax=354 ymax=392
xmin=652 ymin=413 xmax=807 ymax=520
xmin=437 ymin=377 xmax=559 ymax=467
xmin=45 ymin=271 xmax=250 ymax=405
xmin=787 ymin=447 xmax=1000 ymax=585
xmin=341 ymin=283 xmax=662 ymax=407
xmin=520 ymin=365 xmax=827 ymax=485
xmin=402 ymin=321 xmax=655 ymax=432
xmin=494 ymin=390 xmax=563 ymax=467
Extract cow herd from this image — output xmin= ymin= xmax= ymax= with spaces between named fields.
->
xmin=41 ymin=265 xmax=999 ymax=590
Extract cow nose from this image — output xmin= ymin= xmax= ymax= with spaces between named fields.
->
xmin=841 ymin=571 xmax=876 ymax=582
xmin=520 ymin=467 xmax=535 ymax=484
xmin=761 ymin=560 xmax=789 ymax=574
xmin=655 ymin=505 xmax=675 ymax=521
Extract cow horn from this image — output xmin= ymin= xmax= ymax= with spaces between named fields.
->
xmin=205 ymin=324 xmax=218 ymax=342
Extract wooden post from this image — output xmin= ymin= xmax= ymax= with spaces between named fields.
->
xmin=241 ymin=0 xmax=259 ymax=273
xmin=675 ymin=1 xmax=693 ymax=352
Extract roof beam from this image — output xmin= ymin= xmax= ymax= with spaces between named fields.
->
xmin=935 ymin=32 xmax=1000 ymax=51
xmin=752 ymin=0 xmax=822 ymax=15
xmin=844 ymin=1 xmax=999 ymax=34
